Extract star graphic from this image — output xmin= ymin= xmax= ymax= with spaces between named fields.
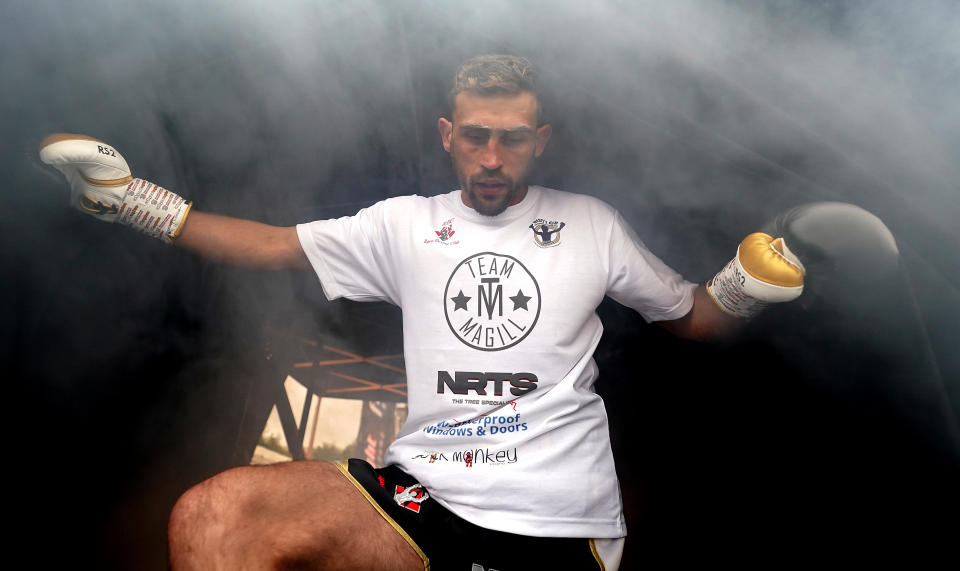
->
xmin=450 ymin=290 xmax=471 ymax=311
xmin=510 ymin=289 xmax=532 ymax=311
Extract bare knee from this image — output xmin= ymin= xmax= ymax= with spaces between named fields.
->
xmin=168 ymin=462 xmax=360 ymax=570
xmin=169 ymin=465 xmax=281 ymax=568
xmin=168 ymin=462 xmax=424 ymax=570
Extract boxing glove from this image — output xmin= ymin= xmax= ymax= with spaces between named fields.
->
xmin=707 ymin=232 xmax=805 ymax=318
xmin=39 ymin=133 xmax=192 ymax=243
xmin=766 ymin=202 xmax=900 ymax=292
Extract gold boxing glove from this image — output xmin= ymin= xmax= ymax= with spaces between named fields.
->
xmin=707 ymin=232 xmax=805 ymax=318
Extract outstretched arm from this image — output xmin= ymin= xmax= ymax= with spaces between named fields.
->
xmin=39 ymin=133 xmax=311 ymax=272
xmin=657 ymin=204 xmax=900 ymax=343
xmin=174 ymin=212 xmax=310 ymax=271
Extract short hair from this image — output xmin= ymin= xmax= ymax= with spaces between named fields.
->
xmin=448 ymin=54 xmax=544 ymax=123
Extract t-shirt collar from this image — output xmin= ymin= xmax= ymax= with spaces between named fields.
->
xmin=451 ymin=185 xmax=541 ymax=224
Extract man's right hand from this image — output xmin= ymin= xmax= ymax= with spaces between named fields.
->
xmin=39 ymin=133 xmax=313 ymax=271
xmin=39 ymin=133 xmax=192 ymax=243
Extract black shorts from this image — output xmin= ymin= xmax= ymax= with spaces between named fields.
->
xmin=337 ymin=458 xmax=608 ymax=570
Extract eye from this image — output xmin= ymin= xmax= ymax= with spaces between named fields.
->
xmin=501 ymin=133 xmax=530 ymax=147
xmin=461 ymin=130 xmax=489 ymax=144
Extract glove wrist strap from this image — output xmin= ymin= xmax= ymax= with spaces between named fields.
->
xmin=706 ymin=256 xmax=768 ymax=318
xmin=117 ymin=178 xmax=192 ymax=244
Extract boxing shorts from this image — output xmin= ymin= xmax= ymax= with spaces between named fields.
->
xmin=337 ymin=459 xmax=621 ymax=570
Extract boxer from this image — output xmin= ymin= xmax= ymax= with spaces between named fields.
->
xmin=39 ymin=55 xmax=894 ymax=571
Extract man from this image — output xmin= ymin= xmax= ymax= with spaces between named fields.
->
xmin=40 ymin=55 xmax=805 ymax=570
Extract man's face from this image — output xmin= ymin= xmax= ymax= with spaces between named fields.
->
xmin=439 ymin=91 xmax=552 ymax=216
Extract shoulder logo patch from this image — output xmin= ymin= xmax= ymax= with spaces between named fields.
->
xmin=529 ymin=218 xmax=565 ymax=248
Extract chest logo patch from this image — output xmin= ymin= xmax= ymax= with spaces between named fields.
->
xmin=529 ymin=218 xmax=565 ymax=248
xmin=424 ymin=217 xmax=460 ymax=245
xmin=444 ymin=252 xmax=541 ymax=351
xmin=436 ymin=218 xmax=455 ymax=241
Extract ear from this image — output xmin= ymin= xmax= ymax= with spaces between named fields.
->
xmin=534 ymin=123 xmax=552 ymax=157
xmin=438 ymin=117 xmax=453 ymax=152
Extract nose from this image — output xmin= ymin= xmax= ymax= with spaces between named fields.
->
xmin=479 ymin=139 xmax=503 ymax=170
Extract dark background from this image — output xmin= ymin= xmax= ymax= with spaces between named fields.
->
xmin=3 ymin=1 xmax=958 ymax=568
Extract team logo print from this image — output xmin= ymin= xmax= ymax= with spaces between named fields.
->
xmin=529 ymin=218 xmax=565 ymax=248
xmin=444 ymin=252 xmax=541 ymax=351
xmin=394 ymin=484 xmax=428 ymax=513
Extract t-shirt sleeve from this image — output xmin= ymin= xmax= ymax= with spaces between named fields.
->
xmin=296 ymin=200 xmax=400 ymax=305
xmin=605 ymin=210 xmax=697 ymax=322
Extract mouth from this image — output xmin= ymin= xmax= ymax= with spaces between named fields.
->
xmin=473 ymin=179 xmax=507 ymax=196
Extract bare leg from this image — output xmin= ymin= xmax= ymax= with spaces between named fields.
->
xmin=168 ymin=461 xmax=424 ymax=570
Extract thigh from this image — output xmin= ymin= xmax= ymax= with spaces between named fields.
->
xmin=169 ymin=461 xmax=424 ymax=571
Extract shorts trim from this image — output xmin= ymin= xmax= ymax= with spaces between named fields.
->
xmin=334 ymin=462 xmax=430 ymax=570
xmin=589 ymin=538 xmax=606 ymax=571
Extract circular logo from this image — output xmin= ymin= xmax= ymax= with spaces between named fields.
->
xmin=444 ymin=252 xmax=541 ymax=351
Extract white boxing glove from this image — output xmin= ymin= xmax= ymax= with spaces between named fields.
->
xmin=707 ymin=232 xmax=805 ymax=318
xmin=39 ymin=133 xmax=192 ymax=243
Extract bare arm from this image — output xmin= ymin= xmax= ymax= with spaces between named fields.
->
xmin=173 ymin=211 xmax=311 ymax=271
xmin=657 ymin=285 xmax=740 ymax=341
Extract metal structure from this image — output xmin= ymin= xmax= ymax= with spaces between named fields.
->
xmin=264 ymin=329 xmax=407 ymax=462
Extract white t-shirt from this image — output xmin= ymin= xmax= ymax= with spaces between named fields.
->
xmin=297 ymin=186 xmax=696 ymax=538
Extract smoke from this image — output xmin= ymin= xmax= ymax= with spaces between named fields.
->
xmin=3 ymin=0 xmax=959 ymax=566
xmin=9 ymin=1 xmax=958 ymax=226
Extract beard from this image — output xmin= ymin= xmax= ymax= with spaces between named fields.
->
xmin=451 ymin=151 xmax=534 ymax=217
xmin=460 ymin=171 xmax=522 ymax=216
